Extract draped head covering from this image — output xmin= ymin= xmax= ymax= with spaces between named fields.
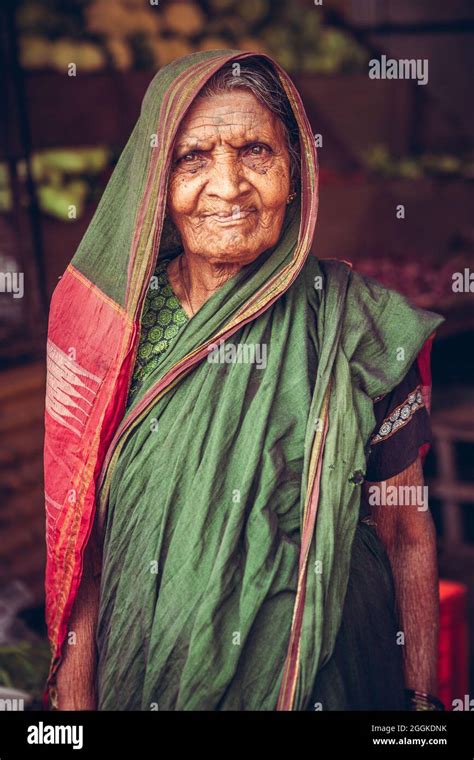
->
xmin=43 ymin=49 xmax=443 ymax=711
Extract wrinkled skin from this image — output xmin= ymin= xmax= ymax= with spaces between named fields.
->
xmin=166 ymin=90 xmax=292 ymax=316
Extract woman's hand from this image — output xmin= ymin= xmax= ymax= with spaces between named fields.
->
xmin=54 ymin=577 xmax=100 ymax=711
xmin=363 ymin=456 xmax=440 ymax=698
xmin=56 ymin=662 xmax=98 ymax=711
xmin=54 ymin=515 xmax=103 ymax=711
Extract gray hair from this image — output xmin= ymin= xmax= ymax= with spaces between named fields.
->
xmin=198 ymin=57 xmax=301 ymax=191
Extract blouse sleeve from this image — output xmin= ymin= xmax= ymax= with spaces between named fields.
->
xmin=365 ymin=361 xmax=432 ymax=482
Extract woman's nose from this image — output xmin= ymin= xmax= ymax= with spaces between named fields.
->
xmin=205 ymin=155 xmax=251 ymax=201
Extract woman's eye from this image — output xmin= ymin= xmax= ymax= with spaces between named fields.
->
xmin=175 ymin=151 xmax=203 ymax=166
xmin=246 ymin=144 xmax=270 ymax=157
xmin=181 ymin=152 xmax=198 ymax=162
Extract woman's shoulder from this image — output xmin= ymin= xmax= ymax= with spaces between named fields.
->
xmin=300 ymin=254 xmax=445 ymax=399
xmin=299 ymin=254 xmax=352 ymax=303
xmin=301 ymin=254 xmax=351 ymax=281
xmin=308 ymin=256 xmax=398 ymax=302
xmin=301 ymin=255 xmax=384 ymax=300
xmin=305 ymin=256 xmax=444 ymax=332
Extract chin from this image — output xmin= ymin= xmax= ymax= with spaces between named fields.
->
xmin=194 ymin=235 xmax=266 ymax=265
xmin=202 ymin=247 xmax=263 ymax=265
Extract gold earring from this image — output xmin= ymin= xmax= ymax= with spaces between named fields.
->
xmin=286 ymin=192 xmax=296 ymax=204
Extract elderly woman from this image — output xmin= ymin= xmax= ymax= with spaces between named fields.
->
xmin=43 ymin=50 xmax=445 ymax=712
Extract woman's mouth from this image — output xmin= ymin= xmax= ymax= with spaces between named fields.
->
xmin=205 ymin=209 xmax=257 ymax=225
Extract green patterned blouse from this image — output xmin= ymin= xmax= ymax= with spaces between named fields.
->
xmin=127 ymin=257 xmax=189 ymax=405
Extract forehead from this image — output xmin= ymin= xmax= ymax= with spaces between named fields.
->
xmin=174 ymin=90 xmax=285 ymax=142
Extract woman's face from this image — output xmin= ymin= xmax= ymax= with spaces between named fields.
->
xmin=167 ymin=89 xmax=292 ymax=265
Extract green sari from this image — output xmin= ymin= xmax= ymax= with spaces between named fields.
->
xmin=66 ymin=50 xmax=444 ymax=711
xmin=94 ymin=244 xmax=442 ymax=710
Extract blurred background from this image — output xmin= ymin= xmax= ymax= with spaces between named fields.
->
xmin=0 ymin=0 xmax=473 ymax=709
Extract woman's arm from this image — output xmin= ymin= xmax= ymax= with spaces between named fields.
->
xmin=55 ymin=514 xmax=103 ymax=710
xmin=363 ymin=456 xmax=439 ymax=697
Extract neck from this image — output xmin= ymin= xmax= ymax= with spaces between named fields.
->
xmin=169 ymin=250 xmax=243 ymax=317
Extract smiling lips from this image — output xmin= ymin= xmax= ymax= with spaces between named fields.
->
xmin=204 ymin=209 xmax=257 ymax=224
